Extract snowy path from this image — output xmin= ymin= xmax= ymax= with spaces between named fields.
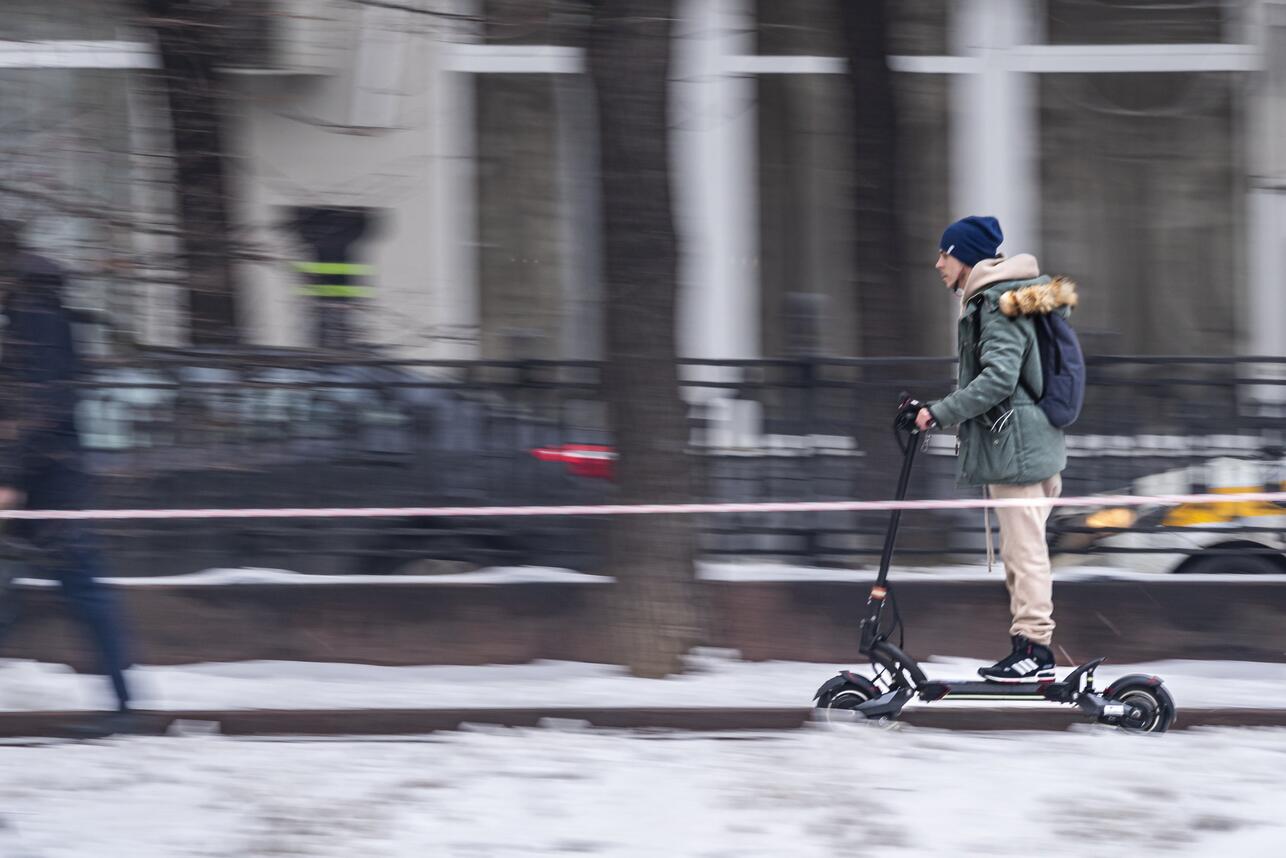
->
xmin=0 ymin=726 xmax=1283 ymax=857
xmin=3 ymin=653 xmax=1286 ymax=713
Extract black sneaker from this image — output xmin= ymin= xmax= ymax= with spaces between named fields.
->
xmin=978 ymin=635 xmax=1056 ymax=684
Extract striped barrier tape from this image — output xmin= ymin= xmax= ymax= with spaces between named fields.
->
xmin=0 ymin=491 xmax=1282 ymax=521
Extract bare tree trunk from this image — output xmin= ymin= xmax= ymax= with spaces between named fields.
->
xmin=839 ymin=0 xmax=914 ymax=515
xmin=143 ymin=0 xmax=240 ymax=345
xmin=589 ymin=0 xmax=699 ymax=678
xmin=839 ymin=0 xmax=908 ymax=357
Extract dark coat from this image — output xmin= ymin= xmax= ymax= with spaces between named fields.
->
xmin=928 ymin=257 xmax=1076 ymax=486
xmin=0 ymin=252 xmax=85 ymax=500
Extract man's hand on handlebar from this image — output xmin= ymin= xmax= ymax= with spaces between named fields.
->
xmin=894 ymin=395 xmax=936 ymax=434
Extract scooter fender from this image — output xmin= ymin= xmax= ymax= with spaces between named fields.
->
xmin=813 ymin=671 xmax=880 ymax=702
xmin=1102 ymin=673 xmax=1166 ymax=698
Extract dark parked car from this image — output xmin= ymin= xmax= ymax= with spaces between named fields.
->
xmin=76 ymin=350 xmax=605 ymax=576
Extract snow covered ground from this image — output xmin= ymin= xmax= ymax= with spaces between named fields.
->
xmin=3 ymin=652 xmax=1285 ymax=713
xmin=0 ymin=725 xmax=1283 ymax=857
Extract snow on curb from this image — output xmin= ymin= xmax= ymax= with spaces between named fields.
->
xmin=3 ymin=651 xmax=1284 ymax=714
xmin=16 ymin=560 xmax=1286 ymax=589
xmin=14 ymin=566 xmax=613 ymax=588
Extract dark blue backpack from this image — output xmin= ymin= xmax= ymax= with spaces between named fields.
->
xmin=1027 ymin=312 xmax=1085 ymax=428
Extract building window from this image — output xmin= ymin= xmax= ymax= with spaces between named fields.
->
xmin=439 ymin=0 xmax=1263 ymax=361
xmin=1038 ymin=69 xmax=1244 ymax=354
xmin=442 ymin=0 xmax=598 ymax=360
xmin=0 ymin=0 xmax=165 ymax=351
xmin=753 ymin=1 xmax=953 ymax=357
xmin=1045 ymin=0 xmax=1226 ymax=46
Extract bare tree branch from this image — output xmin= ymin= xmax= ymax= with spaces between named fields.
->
xmin=335 ymin=0 xmax=479 ymax=21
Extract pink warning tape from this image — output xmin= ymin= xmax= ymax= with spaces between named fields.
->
xmin=0 ymin=492 xmax=1282 ymax=521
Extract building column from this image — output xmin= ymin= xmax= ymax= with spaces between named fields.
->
xmin=429 ymin=1 xmax=482 ymax=360
xmin=554 ymin=70 xmax=602 ymax=360
xmin=125 ymin=66 xmax=185 ymax=348
xmin=949 ymin=0 xmax=1040 ymax=258
xmin=672 ymin=0 xmax=759 ymax=362
xmin=1244 ymin=2 xmax=1286 ymax=412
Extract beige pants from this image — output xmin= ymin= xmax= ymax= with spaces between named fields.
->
xmin=988 ymin=474 xmax=1062 ymax=646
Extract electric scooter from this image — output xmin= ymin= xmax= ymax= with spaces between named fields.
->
xmin=813 ymin=396 xmax=1177 ymax=733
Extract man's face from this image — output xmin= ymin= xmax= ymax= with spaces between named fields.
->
xmin=935 ymin=250 xmax=967 ymax=293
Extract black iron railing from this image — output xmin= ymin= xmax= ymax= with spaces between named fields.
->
xmin=60 ymin=353 xmax=1286 ymax=575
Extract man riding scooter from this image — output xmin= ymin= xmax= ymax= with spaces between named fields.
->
xmin=916 ymin=216 xmax=1077 ymax=683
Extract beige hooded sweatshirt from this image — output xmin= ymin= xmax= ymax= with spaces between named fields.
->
xmin=958 ymin=254 xmax=1042 ymax=316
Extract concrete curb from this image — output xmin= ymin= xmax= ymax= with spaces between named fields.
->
xmin=2 ymin=706 xmax=1283 ymax=738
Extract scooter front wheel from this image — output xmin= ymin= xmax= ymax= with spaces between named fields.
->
xmin=815 ymin=675 xmax=879 ymax=722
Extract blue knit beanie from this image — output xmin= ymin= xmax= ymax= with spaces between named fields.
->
xmin=940 ymin=216 xmax=1003 ymax=267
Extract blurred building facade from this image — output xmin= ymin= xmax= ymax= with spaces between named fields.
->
xmin=1 ymin=0 xmax=1284 ymax=360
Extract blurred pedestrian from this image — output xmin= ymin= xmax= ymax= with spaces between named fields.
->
xmin=0 ymin=219 xmax=134 ymax=719
xmin=917 ymin=216 xmax=1076 ymax=683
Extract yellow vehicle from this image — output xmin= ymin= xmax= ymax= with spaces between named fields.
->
xmin=1051 ymin=456 xmax=1286 ymax=574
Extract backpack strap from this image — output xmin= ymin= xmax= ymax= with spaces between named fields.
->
xmin=971 ymin=291 xmax=1039 ymax=406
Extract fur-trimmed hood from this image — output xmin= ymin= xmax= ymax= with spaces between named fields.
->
xmin=998 ymin=276 xmax=1079 ymax=317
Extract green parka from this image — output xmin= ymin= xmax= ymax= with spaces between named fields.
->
xmin=927 ymin=254 xmax=1077 ymax=487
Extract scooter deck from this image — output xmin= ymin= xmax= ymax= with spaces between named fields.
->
xmin=918 ymin=679 xmax=1056 ymax=701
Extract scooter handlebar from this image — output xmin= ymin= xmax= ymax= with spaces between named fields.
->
xmin=894 ymin=394 xmax=924 ymax=433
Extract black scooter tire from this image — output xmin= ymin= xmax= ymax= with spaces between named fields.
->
xmin=815 ymin=680 xmax=878 ymax=722
xmin=1103 ymin=681 xmax=1177 ymax=734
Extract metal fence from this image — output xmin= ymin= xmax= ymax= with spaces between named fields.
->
xmin=70 ymin=352 xmax=1286 ymax=576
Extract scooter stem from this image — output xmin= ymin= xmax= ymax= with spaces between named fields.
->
xmin=874 ymin=427 xmax=919 ymax=589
